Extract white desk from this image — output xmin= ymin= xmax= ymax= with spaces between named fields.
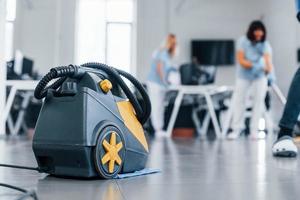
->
xmin=166 ymin=85 xmax=233 ymax=138
xmin=0 ymin=80 xmax=39 ymax=135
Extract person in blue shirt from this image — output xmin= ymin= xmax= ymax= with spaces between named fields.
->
xmin=272 ymin=0 xmax=300 ymax=157
xmin=147 ymin=34 xmax=177 ymax=137
xmin=227 ymin=20 xmax=273 ymax=140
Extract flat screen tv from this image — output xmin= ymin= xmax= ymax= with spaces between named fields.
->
xmin=191 ymin=40 xmax=235 ymax=66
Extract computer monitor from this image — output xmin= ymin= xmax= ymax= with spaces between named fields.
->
xmin=6 ymin=54 xmax=34 ymax=79
xmin=191 ymin=40 xmax=235 ymax=66
xmin=180 ymin=63 xmax=199 ymax=85
xmin=179 ymin=63 xmax=217 ymax=85
xmin=22 ymin=57 xmax=34 ymax=76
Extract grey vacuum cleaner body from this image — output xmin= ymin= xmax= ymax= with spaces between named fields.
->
xmin=33 ymin=63 xmax=151 ymax=179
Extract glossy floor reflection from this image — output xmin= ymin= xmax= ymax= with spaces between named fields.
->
xmin=0 ymin=135 xmax=300 ymax=200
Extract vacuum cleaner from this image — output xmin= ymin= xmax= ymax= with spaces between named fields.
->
xmin=32 ymin=62 xmax=151 ymax=179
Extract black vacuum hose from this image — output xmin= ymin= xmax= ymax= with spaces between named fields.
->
xmin=34 ymin=65 xmax=78 ymax=99
xmin=81 ymin=62 xmax=150 ymax=124
xmin=34 ymin=63 xmax=151 ymax=124
xmin=115 ymin=69 xmax=151 ymax=124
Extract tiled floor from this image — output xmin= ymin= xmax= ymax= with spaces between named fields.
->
xmin=0 ymin=135 xmax=299 ymax=200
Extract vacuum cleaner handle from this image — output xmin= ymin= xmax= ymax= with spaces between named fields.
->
xmin=34 ymin=65 xmax=84 ymax=99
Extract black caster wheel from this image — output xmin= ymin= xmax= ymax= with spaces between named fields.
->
xmin=94 ymin=125 xmax=125 ymax=179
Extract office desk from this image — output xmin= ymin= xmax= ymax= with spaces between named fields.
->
xmin=0 ymin=80 xmax=39 ymax=135
xmin=166 ymin=85 xmax=233 ymax=138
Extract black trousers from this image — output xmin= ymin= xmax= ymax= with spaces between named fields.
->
xmin=279 ymin=68 xmax=300 ymax=130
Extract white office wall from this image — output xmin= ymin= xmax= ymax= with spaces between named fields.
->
xmin=136 ymin=0 xmax=300 ymax=94
xmin=13 ymin=0 xmax=76 ymax=74
xmin=0 ymin=0 xmax=7 ymax=134
xmin=264 ymin=0 xmax=300 ymax=94
xmin=136 ymin=0 xmax=267 ymax=82
xmin=11 ymin=0 xmax=300 ymax=94
xmin=136 ymin=0 xmax=169 ymax=81
xmin=55 ymin=0 xmax=76 ymax=67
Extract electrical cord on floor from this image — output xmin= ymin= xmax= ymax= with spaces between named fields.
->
xmin=0 ymin=164 xmax=40 ymax=172
xmin=0 ymin=183 xmax=38 ymax=200
xmin=0 ymin=164 xmax=40 ymax=199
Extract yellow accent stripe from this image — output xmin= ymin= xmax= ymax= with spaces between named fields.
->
xmin=117 ymin=101 xmax=149 ymax=152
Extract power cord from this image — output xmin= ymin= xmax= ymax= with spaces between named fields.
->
xmin=0 ymin=183 xmax=38 ymax=200
xmin=0 ymin=164 xmax=40 ymax=172
xmin=0 ymin=164 xmax=40 ymax=200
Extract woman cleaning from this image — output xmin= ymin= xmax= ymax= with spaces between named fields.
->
xmin=147 ymin=34 xmax=178 ymax=137
xmin=227 ymin=21 xmax=273 ymax=140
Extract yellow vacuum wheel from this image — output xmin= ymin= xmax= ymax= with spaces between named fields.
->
xmin=94 ymin=125 xmax=125 ymax=179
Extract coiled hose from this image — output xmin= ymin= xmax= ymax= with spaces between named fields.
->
xmin=115 ymin=68 xmax=151 ymax=124
xmin=34 ymin=63 xmax=151 ymax=124
xmin=34 ymin=65 xmax=78 ymax=99
xmin=81 ymin=62 xmax=151 ymax=124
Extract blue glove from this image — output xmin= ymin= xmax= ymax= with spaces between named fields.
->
xmin=268 ymin=70 xmax=276 ymax=85
xmin=251 ymin=58 xmax=265 ymax=78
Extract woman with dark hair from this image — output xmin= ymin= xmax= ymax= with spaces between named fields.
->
xmin=227 ymin=20 xmax=273 ymax=140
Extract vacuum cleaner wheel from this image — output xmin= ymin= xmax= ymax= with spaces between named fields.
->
xmin=94 ymin=125 xmax=125 ymax=179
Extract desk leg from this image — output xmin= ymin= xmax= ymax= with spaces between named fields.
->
xmin=221 ymin=97 xmax=234 ymax=138
xmin=7 ymin=115 xmax=14 ymax=134
xmin=166 ymin=91 xmax=184 ymax=137
xmin=204 ymin=92 xmax=222 ymax=138
xmin=201 ymin=112 xmax=210 ymax=137
xmin=1 ymin=87 xmax=17 ymax=131
xmin=12 ymin=92 xmax=32 ymax=135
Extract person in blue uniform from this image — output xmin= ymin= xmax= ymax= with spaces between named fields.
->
xmin=227 ymin=21 xmax=273 ymax=140
xmin=147 ymin=34 xmax=178 ymax=137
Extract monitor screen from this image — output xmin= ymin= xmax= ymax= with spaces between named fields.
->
xmin=191 ymin=40 xmax=235 ymax=66
xmin=22 ymin=57 xmax=34 ymax=76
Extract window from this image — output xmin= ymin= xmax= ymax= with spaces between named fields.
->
xmin=5 ymin=0 xmax=16 ymax=61
xmin=76 ymin=0 xmax=135 ymax=73
xmin=106 ymin=23 xmax=132 ymax=70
